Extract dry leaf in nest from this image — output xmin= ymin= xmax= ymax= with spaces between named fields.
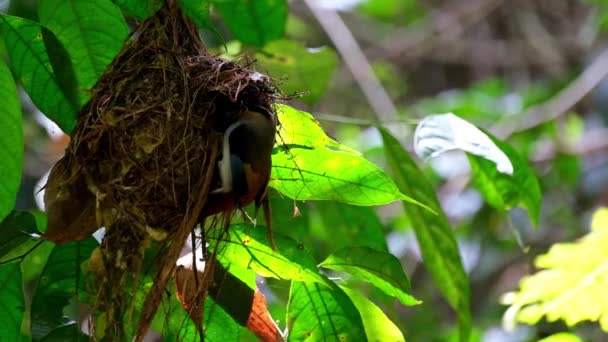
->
xmin=42 ymin=2 xmax=280 ymax=339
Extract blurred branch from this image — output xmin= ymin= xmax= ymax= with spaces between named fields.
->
xmin=532 ymin=128 xmax=608 ymax=163
xmin=304 ymin=0 xmax=397 ymax=122
xmin=315 ymin=113 xmax=418 ymax=126
xmin=365 ymin=0 xmax=503 ymax=63
xmin=515 ymin=1 xmax=566 ymax=75
xmin=492 ymin=47 xmax=608 ymax=138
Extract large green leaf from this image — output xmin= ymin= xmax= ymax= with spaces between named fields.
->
xmin=468 ymin=136 xmax=541 ymax=226
xmin=204 ymin=298 xmax=242 ymax=341
xmin=30 ymin=238 xmax=98 ymax=340
xmin=0 ymin=15 xmax=79 ymax=132
xmin=287 ymin=279 xmax=365 ymax=341
xmin=212 ymin=0 xmax=287 ymax=47
xmin=314 ymin=203 xmax=388 ymax=253
xmin=320 ymin=246 xmax=420 ymax=306
xmin=0 ymin=60 xmax=22 ymax=222
xmin=275 ymin=104 xmax=358 ymax=153
xmin=272 ymin=105 xmax=427 ymax=207
xmin=0 ymin=263 xmax=24 ymax=341
xmin=502 ymin=207 xmax=608 ymax=331
xmin=271 ymin=146 xmax=423 ymax=206
xmin=0 ymin=211 xmax=41 ymax=264
xmin=39 ymin=0 xmax=128 ymax=103
xmin=256 ymin=40 xmax=338 ymax=104
xmin=380 ymin=127 xmax=471 ymax=341
xmin=210 ymin=224 xmax=325 ymax=284
xmin=341 ymin=287 xmax=406 ymax=342
xmin=112 ymin=0 xmax=161 ymax=20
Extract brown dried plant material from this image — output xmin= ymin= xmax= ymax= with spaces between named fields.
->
xmin=42 ymin=1 xmax=279 ymax=339
xmin=247 ymin=290 xmax=285 ymax=342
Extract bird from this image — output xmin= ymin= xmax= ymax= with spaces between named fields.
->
xmin=202 ymin=109 xmax=277 ymax=249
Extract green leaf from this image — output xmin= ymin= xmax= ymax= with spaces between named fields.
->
xmin=272 ymin=105 xmax=428 ymax=208
xmin=39 ymin=0 xmax=128 ymax=103
xmin=287 ymin=279 xmax=365 ymax=341
xmin=0 ymin=15 xmax=79 ymax=132
xmin=314 ymin=203 xmax=388 ymax=253
xmin=0 ymin=60 xmax=22 ymax=222
xmin=112 ymin=0 xmax=161 ymax=20
xmin=341 ymin=287 xmax=405 ymax=342
xmin=320 ymin=246 xmax=420 ymax=306
xmin=159 ymin=274 xmax=242 ymax=341
xmin=212 ymin=0 xmax=287 ymax=47
xmin=158 ymin=280 xmax=200 ymax=340
xmin=538 ymin=333 xmax=583 ymax=342
xmin=0 ymin=263 xmax=24 ymax=341
xmin=256 ymin=40 xmax=338 ymax=104
xmin=275 ymin=104 xmax=358 ymax=154
xmin=0 ymin=211 xmax=41 ymax=264
xmin=502 ymin=207 xmax=608 ymax=331
xmin=30 ymin=238 xmax=98 ymax=340
xmin=211 ymin=224 xmax=325 ymax=284
xmin=180 ymin=0 xmax=211 ymax=28
xmin=272 ymin=146 xmax=422 ymax=207
xmin=468 ymin=136 xmax=541 ymax=226
xmin=40 ymin=24 xmax=81 ymax=119
xmin=380 ymin=127 xmax=471 ymax=342
xmin=204 ymin=298 xmax=241 ymax=341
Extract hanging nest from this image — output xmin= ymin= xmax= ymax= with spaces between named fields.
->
xmin=43 ymin=1 xmax=280 ymax=339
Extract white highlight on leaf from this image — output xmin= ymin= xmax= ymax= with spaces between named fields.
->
xmin=414 ymin=113 xmax=514 ymax=175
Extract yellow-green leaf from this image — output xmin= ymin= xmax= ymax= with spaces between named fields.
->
xmin=341 ymin=287 xmax=406 ymax=342
xmin=502 ymin=207 xmax=608 ymax=331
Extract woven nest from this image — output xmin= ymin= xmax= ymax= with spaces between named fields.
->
xmin=43 ymin=1 xmax=279 ymax=339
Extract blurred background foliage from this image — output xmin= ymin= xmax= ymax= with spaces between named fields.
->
xmin=4 ymin=0 xmax=608 ymax=341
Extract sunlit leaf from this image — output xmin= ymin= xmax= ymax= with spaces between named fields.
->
xmin=256 ymin=40 xmax=338 ymax=104
xmin=272 ymin=105 xmax=429 ymax=208
xmin=30 ymin=238 xmax=98 ymax=339
xmin=380 ymin=127 xmax=471 ymax=341
xmin=212 ymin=0 xmax=287 ymax=47
xmin=0 ymin=263 xmax=24 ymax=341
xmin=210 ymin=224 xmax=325 ymax=284
xmin=502 ymin=207 xmax=608 ymax=331
xmin=275 ymin=104 xmax=359 ymax=154
xmin=341 ymin=287 xmax=405 ymax=342
xmin=287 ymin=279 xmax=365 ymax=341
xmin=39 ymin=0 xmax=128 ymax=102
xmin=204 ymin=298 xmax=241 ymax=341
xmin=0 ymin=60 xmax=22 ymax=222
xmin=320 ymin=246 xmax=420 ymax=306
xmin=538 ymin=333 xmax=583 ymax=342
xmin=0 ymin=15 xmax=78 ymax=132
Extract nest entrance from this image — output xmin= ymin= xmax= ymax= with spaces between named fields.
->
xmin=43 ymin=2 xmax=280 ymax=339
